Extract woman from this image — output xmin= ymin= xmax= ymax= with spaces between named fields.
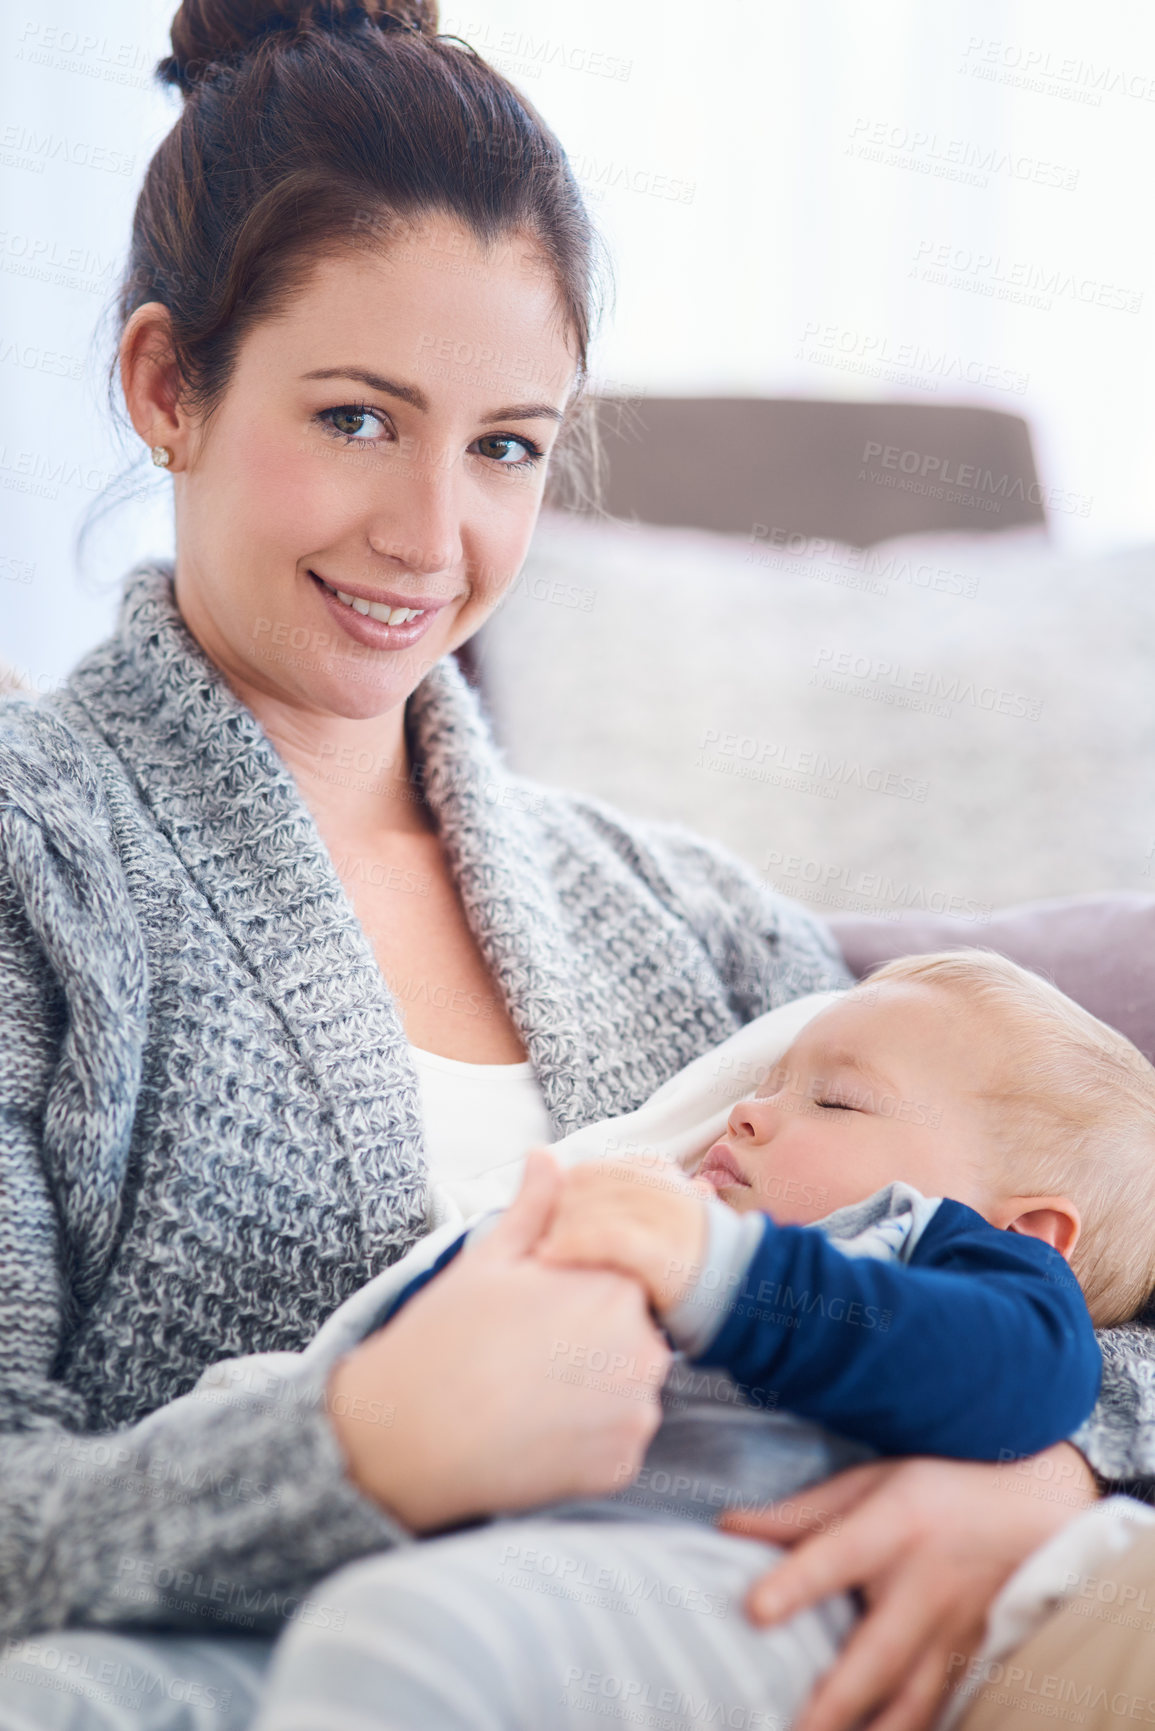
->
xmin=0 ymin=2 xmax=1152 ymax=1728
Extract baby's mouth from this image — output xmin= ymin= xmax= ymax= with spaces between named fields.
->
xmin=697 ymin=1142 xmax=752 ymax=1192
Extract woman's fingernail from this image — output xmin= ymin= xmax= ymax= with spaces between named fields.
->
xmin=750 ymin=1590 xmax=781 ymax=1622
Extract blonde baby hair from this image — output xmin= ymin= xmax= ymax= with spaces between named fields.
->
xmin=857 ymin=949 xmax=1155 ymax=1328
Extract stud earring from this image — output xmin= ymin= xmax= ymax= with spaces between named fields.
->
xmin=150 ymin=445 xmax=172 ymax=468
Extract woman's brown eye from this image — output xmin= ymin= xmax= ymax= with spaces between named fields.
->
xmin=477 ymin=435 xmax=514 ymax=460
xmin=332 ymin=409 xmax=368 ymax=437
xmin=325 ymin=406 xmax=384 ymax=442
xmin=475 ymin=434 xmax=537 ymax=465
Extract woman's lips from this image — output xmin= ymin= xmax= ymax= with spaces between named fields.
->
xmin=308 ymin=569 xmax=448 ymax=652
xmin=697 ymin=1141 xmax=752 ymax=1192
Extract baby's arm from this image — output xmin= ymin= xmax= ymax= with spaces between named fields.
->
xmin=539 ymin=1164 xmax=1102 ymax=1462
xmin=685 ymin=1200 xmax=1102 ymax=1459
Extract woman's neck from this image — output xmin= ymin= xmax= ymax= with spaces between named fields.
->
xmin=230 ymin=675 xmax=435 ymax=839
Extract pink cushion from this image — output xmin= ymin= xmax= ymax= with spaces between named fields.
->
xmin=826 ymin=893 xmax=1155 ymax=1062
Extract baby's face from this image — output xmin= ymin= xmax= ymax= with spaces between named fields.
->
xmin=697 ymin=982 xmax=1000 ymax=1225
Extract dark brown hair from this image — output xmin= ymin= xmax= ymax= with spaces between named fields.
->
xmin=115 ymin=0 xmax=604 ymax=492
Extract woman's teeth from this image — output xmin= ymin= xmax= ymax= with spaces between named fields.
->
xmin=319 ymin=577 xmax=424 ymax=624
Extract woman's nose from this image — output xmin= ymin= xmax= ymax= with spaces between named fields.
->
xmin=366 ymin=456 xmax=463 ymax=577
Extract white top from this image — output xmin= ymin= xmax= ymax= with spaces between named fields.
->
xmin=409 ymin=1042 xmax=554 ymax=1223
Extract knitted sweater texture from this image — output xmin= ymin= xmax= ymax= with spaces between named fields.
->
xmin=3 ymin=566 xmax=1153 ymax=1641
xmin=0 ymin=565 xmax=854 ymax=1639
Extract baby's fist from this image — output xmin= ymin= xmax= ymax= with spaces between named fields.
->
xmin=535 ymin=1156 xmax=710 ymax=1313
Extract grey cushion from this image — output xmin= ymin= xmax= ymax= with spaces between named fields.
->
xmin=827 ymin=892 xmax=1155 ymax=1061
xmin=476 ymin=513 xmax=1155 ymax=913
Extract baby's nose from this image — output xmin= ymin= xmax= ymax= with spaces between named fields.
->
xmin=728 ymin=1092 xmax=781 ymax=1143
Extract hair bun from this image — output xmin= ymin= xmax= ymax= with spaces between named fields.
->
xmin=159 ymin=0 xmax=439 ymax=92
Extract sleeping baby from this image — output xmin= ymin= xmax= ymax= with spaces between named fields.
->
xmin=254 ymin=950 xmax=1155 ymax=1731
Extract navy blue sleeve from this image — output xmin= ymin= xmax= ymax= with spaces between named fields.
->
xmin=692 ymin=1201 xmax=1102 ymax=1460
xmin=375 ymin=1231 xmax=469 ymax=1326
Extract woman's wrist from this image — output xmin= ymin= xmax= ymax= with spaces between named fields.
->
xmin=325 ymin=1348 xmax=429 ymax=1531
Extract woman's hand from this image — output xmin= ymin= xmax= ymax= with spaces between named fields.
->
xmin=535 ymin=1155 xmax=711 ymax=1312
xmin=327 ymin=1150 xmax=672 ymax=1533
xmin=721 ymin=1444 xmax=1098 ymax=1731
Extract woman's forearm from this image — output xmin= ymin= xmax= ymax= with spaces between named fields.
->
xmin=0 ymin=1360 xmax=404 ymax=1641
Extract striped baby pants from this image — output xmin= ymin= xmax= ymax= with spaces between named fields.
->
xmin=253 ymin=1517 xmax=855 ymax=1731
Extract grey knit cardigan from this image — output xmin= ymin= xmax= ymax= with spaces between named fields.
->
xmin=0 ymin=567 xmax=1151 ymax=1642
xmin=0 ymin=564 xmax=854 ymax=1639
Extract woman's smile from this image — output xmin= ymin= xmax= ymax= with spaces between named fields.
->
xmin=308 ymin=568 xmax=451 ymax=652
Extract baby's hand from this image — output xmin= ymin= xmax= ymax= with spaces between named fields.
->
xmin=535 ymin=1155 xmax=711 ymax=1315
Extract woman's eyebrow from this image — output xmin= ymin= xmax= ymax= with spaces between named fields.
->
xmin=485 ymin=400 xmax=565 ymax=424
xmin=300 ymin=366 xmax=564 ymax=423
xmin=302 ymin=365 xmax=426 ymax=407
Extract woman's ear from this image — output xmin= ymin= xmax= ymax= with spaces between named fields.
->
xmin=991 ymin=1195 xmax=1081 ymax=1261
xmin=120 ymin=301 xmax=186 ymax=468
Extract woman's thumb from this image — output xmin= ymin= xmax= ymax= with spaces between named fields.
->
xmin=478 ymin=1148 xmax=561 ymax=1258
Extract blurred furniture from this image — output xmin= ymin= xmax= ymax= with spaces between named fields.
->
xmin=572 ymin=397 xmax=1045 ymax=543
xmin=473 ymin=512 xmax=1155 ymax=913
xmin=828 ymin=893 xmax=1155 ymax=1062
xmin=455 ymin=398 xmax=1046 ymax=689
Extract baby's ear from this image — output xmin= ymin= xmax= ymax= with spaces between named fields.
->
xmin=998 ymin=1196 xmax=1081 ymax=1261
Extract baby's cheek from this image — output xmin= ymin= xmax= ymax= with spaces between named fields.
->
xmin=749 ymin=1174 xmax=834 ymax=1224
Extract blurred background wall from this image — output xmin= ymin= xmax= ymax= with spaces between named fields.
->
xmin=2 ymin=0 xmax=1153 ymax=911
xmin=4 ymin=0 xmax=1155 ymax=682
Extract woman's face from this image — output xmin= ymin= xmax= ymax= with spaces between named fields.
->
xmin=170 ymin=215 xmax=578 ymax=719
